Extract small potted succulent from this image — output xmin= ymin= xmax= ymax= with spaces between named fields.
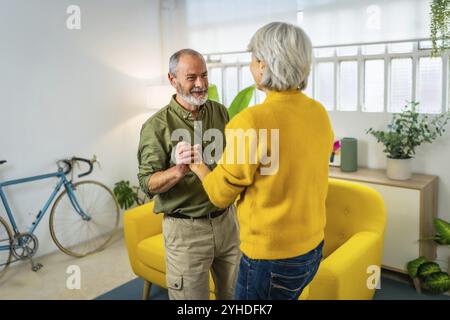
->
xmin=366 ymin=102 xmax=450 ymax=180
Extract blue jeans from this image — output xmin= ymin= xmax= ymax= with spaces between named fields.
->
xmin=235 ymin=240 xmax=324 ymax=300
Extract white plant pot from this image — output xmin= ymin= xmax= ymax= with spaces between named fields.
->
xmin=386 ymin=158 xmax=412 ymax=180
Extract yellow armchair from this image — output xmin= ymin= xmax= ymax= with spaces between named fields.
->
xmin=308 ymin=178 xmax=386 ymax=299
xmin=124 ymin=178 xmax=386 ymax=300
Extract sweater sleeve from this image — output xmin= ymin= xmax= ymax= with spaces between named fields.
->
xmin=202 ymin=112 xmax=259 ymax=208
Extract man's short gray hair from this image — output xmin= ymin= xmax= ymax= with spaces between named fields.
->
xmin=248 ymin=22 xmax=312 ymax=91
xmin=169 ymin=48 xmax=205 ymax=77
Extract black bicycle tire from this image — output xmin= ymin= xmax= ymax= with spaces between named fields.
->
xmin=0 ymin=216 xmax=12 ymax=280
xmin=49 ymin=180 xmax=119 ymax=257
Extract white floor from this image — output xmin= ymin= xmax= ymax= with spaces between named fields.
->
xmin=0 ymin=230 xmax=136 ymax=300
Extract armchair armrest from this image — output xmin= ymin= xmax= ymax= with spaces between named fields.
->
xmin=123 ymin=201 xmax=163 ymax=274
xmin=309 ymin=231 xmax=384 ymax=300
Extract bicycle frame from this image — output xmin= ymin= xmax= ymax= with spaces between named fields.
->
xmin=0 ymin=170 xmax=90 ymax=250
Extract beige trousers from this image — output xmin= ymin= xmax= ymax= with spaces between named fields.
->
xmin=162 ymin=205 xmax=240 ymax=300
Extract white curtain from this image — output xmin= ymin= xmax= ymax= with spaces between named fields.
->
xmin=160 ymin=0 xmax=297 ymax=66
xmin=298 ymin=0 xmax=431 ymax=46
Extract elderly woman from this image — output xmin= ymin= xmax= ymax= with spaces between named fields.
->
xmin=189 ymin=22 xmax=334 ymax=300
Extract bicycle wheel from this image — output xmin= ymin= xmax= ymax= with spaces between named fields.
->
xmin=50 ymin=180 xmax=119 ymax=257
xmin=0 ymin=216 xmax=12 ymax=280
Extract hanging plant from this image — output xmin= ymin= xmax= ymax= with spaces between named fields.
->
xmin=430 ymin=0 xmax=450 ymax=57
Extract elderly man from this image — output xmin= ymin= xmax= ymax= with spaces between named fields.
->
xmin=137 ymin=49 xmax=240 ymax=300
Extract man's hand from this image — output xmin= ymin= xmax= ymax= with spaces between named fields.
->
xmin=174 ymin=164 xmax=189 ymax=179
xmin=175 ymin=141 xmax=200 ymax=165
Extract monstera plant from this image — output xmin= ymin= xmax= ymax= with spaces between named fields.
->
xmin=406 ymin=218 xmax=450 ymax=294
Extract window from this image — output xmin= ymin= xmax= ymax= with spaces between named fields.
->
xmin=315 ymin=62 xmax=335 ymax=110
xmin=389 ymin=58 xmax=412 ymax=112
xmin=338 ymin=61 xmax=358 ymax=111
xmin=417 ymin=57 xmax=442 ymax=113
xmin=205 ymin=39 xmax=449 ymax=114
xmin=364 ymin=60 xmax=385 ymax=112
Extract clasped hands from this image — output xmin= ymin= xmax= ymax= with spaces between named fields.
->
xmin=175 ymin=141 xmax=210 ymax=180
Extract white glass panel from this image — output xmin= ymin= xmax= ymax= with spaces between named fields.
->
xmin=314 ymin=48 xmax=335 ymax=58
xmin=337 ymin=46 xmax=358 ymax=56
xmin=417 ymin=57 xmax=442 ymax=113
xmin=389 ymin=58 xmax=412 ymax=112
xmin=315 ymin=62 xmax=334 ymax=110
xmin=209 ymin=68 xmax=222 ymax=102
xmin=241 ymin=66 xmax=256 ymax=105
xmin=364 ymin=59 xmax=385 ymax=112
xmin=241 ymin=66 xmax=254 ymax=89
xmin=362 ymin=44 xmax=385 ymax=55
xmin=338 ymin=61 xmax=358 ymax=111
xmin=255 ymin=89 xmax=266 ymax=104
xmin=224 ymin=67 xmax=238 ymax=106
xmin=208 ymin=55 xmax=221 ymax=62
xmin=297 ymin=11 xmax=304 ymax=26
xmin=303 ymin=71 xmax=313 ymax=98
xmin=221 ymin=54 xmax=238 ymax=63
xmin=388 ymin=42 xmax=413 ymax=53
xmin=237 ymin=53 xmax=251 ymax=63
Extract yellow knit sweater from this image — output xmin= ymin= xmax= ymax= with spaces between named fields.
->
xmin=203 ymin=90 xmax=334 ymax=259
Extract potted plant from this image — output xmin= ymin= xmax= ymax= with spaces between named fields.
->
xmin=113 ymin=180 xmax=150 ymax=210
xmin=366 ymin=102 xmax=450 ymax=180
xmin=406 ymin=218 xmax=450 ymax=295
xmin=430 ymin=0 xmax=450 ymax=57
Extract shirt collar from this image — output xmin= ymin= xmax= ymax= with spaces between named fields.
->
xmin=264 ymin=89 xmax=304 ymax=103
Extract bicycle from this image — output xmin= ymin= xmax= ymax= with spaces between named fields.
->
xmin=0 ymin=156 xmax=119 ymax=279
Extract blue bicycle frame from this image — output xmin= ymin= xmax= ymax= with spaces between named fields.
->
xmin=0 ymin=170 xmax=91 ymax=251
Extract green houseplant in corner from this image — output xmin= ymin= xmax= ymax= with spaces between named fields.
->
xmin=366 ymin=101 xmax=450 ymax=180
xmin=406 ymin=218 xmax=450 ymax=294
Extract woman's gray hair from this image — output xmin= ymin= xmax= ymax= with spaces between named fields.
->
xmin=248 ymin=22 xmax=312 ymax=91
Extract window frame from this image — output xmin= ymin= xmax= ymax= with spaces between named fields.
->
xmin=204 ymin=39 xmax=449 ymax=114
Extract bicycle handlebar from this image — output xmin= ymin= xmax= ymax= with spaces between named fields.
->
xmin=58 ymin=156 xmax=95 ymax=178
xmin=72 ymin=157 xmax=93 ymax=178
xmin=62 ymin=160 xmax=72 ymax=175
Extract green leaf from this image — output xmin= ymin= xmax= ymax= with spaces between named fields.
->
xmin=227 ymin=85 xmax=256 ymax=120
xmin=433 ymin=218 xmax=450 ymax=244
xmin=208 ymin=84 xmax=220 ymax=103
xmin=422 ymin=272 xmax=450 ymax=294
xmin=407 ymin=256 xmax=428 ymax=278
xmin=113 ymin=180 xmax=138 ymax=210
xmin=417 ymin=261 xmax=442 ymax=278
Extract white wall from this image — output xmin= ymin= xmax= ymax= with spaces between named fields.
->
xmin=0 ymin=0 xmax=162 ymax=258
xmin=160 ymin=0 xmax=297 ymax=69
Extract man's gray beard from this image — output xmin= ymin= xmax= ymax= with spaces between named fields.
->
xmin=178 ymin=90 xmax=208 ymax=107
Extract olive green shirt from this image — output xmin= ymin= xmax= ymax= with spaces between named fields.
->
xmin=137 ymin=95 xmax=229 ymax=217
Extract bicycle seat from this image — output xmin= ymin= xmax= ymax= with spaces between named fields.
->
xmin=0 ymin=160 xmax=6 ymax=165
